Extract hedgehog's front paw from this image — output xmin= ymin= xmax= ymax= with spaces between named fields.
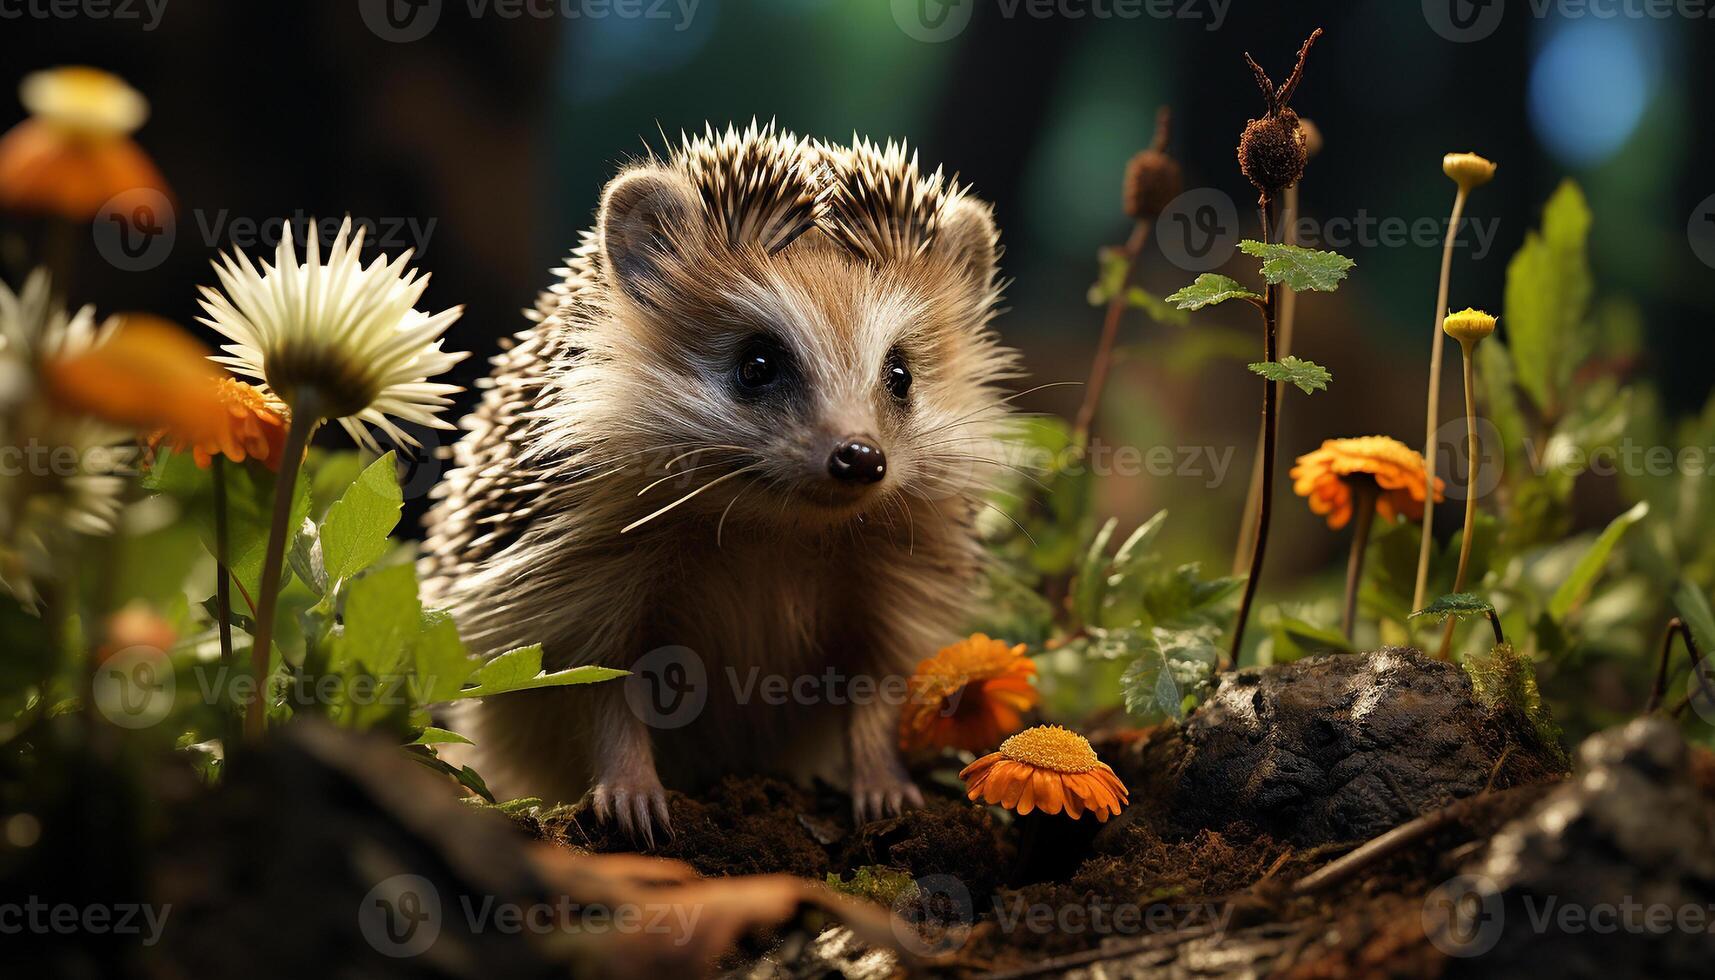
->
xmin=590 ymin=774 xmax=673 ymax=849
xmin=851 ymin=761 xmax=925 ymax=825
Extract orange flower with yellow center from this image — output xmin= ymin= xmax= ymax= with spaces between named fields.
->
xmin=163 ymin=377 xmax=291 ymax=471
xmin=0 ymin=67 xmax=169 ymax=220
xmin=960 ymin=725 xmax=1129 ymax=821
xmin=898 ymin=633 xmax=1038 ymax=753
xmin=1290 ymin=436 xmax=1444 ymax=530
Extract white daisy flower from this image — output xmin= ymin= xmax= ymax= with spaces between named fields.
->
xmin=196 ymin=217 xmax=467 ymax=452
xmin=0 ymin=270 xmax=124 ymax=608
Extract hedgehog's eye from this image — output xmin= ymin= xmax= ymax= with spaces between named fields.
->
xmin=884 ymin=347 xmax=912 ymax=400
xmin=735 ymin=339 xmax=782 ymax=392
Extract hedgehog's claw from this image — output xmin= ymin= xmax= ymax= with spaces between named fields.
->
xmin=590 ymin=777 xmax=673 ymax=849
xmin=852 ymin=775 xmax=924 ymax=824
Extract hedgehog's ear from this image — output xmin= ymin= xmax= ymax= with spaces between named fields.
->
xmin=599 ymin=166 xmax=702 ymax=304
xmin=932 ymin=194 xmax=1000 ymax=289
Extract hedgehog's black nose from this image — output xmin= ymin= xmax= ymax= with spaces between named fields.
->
xmin=829 ymin=438 xmax=887 ymax=484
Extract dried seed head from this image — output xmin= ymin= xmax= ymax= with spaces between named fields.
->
xmin=1443 ymin=152 xmax=1497 ymax=194
xmin=1443 ymin=307 xmax=1497 ymax=346
xmin=1238 ymin=112 xmax=1307 ymax=197
xmin=1123 ymin=106 xmax=1181 ymax=220
xmin=1238 ymin=29 xmax=1323 ymax=199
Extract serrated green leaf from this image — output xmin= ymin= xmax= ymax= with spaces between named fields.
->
xmin=451 ymin=645 xmax=628 ymax=699
xmin=1167 ymin=274 xmax=1261 ymax=311
xmin=1119 ymin=626 xmax=1218 ymax=722
xmin=1548 ymin=501 xmax=1648 ymax=619
xmin=1248 ymin=356 xmax=1331 ymax=394
xmin=1238 ymin=240 xmax=1355 ymax=292
xmin=320 ymin=453 xmax=403 ymax=587
xmin=1503 ymin=180 xmax=1591 ymax=415
xmin=1410 ymin=593 xmax=1496 ymax=621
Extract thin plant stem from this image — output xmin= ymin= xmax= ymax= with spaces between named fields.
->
xmin=1483 ymin=610 xmax=1505 ymax=647
xmin=1342 ymin=481 xmax=1379 ymax=642
xmin=1072 ymin=220 xmax=1152 ymax=447
xmin=1230 ymin=196 xmax=1279 ymax=666
xmin=1436 ymin=345 xmax=1481 ymax=660
xmin=244 ymin=401 xmax=317 ymax=742
xmin=212 ymin=456 xmax=236 ymax=739
xmin=1235 ymin=181 xmax=1300 ymax=574
xmin=1645 ymin=617 xmax=1687 ymax=714
xmin=1413 ymin=188 xmax=1470 ymax=614
xmin=213 ymin=457 xmax=234 ymax=667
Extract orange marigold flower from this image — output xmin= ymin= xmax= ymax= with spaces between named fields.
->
xmin=1290 ymin=436 xmax=1445 ymax=530
xmin=960 ymin=725 xmax=1129 ymax=822
xmin=0 ymin=67 xmax=169 ymax=220
xmin=157 ymin=377 xmax=291 ymax=471
xmin=898 ymin=633 xmax=1039 ymax=753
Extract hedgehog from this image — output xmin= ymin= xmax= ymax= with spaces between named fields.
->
xmin=420 ymin=121 xmax=1019 ymax=844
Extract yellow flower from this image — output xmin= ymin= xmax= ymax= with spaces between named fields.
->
xmin=1442 ymin=152 xmax=1497 ymax=194
xmin=0 ymin=67 xmax=168 ymax=220
xmin=1291 ymin=436 xmax=1444 ymax=530
xmin=960 ymin=725 xmax=1129 ymax=821
xmin=1443 ymin=308 xmax=1497 ymax=346
xmin=898 ymin=633 xmax=1038 ymax=753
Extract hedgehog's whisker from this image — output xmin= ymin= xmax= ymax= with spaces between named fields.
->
xmin=623 ymin=465 xmax=761 ymax=534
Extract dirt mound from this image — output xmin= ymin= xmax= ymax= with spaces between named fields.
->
xmin=1110 ymin=648 xmax=1568 ymax=847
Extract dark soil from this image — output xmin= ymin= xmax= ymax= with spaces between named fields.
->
xmin=506 ymin=651 xmax=1715 ymax=977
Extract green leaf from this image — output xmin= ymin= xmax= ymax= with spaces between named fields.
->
xmin=336 ymin=563 xmax=421 ymax=675
xmin=1073 ymin=518 xmax=1120 ymax=630
xmin=1238 ymin=240 xmax=1355 ymax=292
xmin=1166 ymin=274 xmax=1261 ymax=311
xmin=1503 ymin=180 xmax=1592 ymax=415
xmin=1087 ymin=246 xmax=1131 ymax=305
xmin=1119 ymin=627 xmax=1219 ymax=722
xmin=1248 ymin=356 xmax=1332 ymax=395
xmin=410 ymin=726 xmax=473 ymax=746
xmin=1267 ymin=614 xmax=1353 ymax=664
xmin=287 ymin=517 xmax=327 ymax=598
xmin=144 ymin=449 xmax=311 ymax=605
xmin=412 ymin=612 xmax=476 ymax=703
xmin=451 ymin=645 xmax=628 ymax=699
xmin=319 ymin=453 xmax=403 ymax=587
xmin=1673 ymin=581 xmax=1715 ymax=656
xmin=1410 ymin=593 xmax=1497 ymax=622
xmin=1548 ymin=501 xmax=1648 ymax=620
xmin=1124 ymin=287 xmax=1190 ymax=326
xmin=1111 ymin=510 xmax=1169 ymax=576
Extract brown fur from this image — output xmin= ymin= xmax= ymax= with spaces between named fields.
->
xmin=420 ymin=122 xmax=1018 ymax=838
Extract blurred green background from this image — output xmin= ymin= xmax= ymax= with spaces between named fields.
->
xmin=2 ymin=0 xmax=1711 ymax=585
